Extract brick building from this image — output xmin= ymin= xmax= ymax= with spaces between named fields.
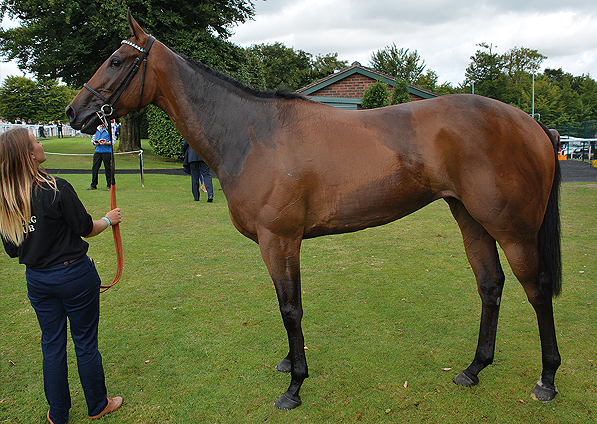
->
xmin=296 ymin=62 xmax=438 ymax=110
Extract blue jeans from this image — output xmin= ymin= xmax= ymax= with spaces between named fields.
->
xmin=26 ymin=257 xmax=108 ymax=424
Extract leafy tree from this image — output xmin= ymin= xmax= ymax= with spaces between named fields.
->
xmin=503 ymin=46 xmax=546 ymax=85
xmin=0 ymin=75 xmax=74 ymax=122
xmin=544 ymin=68 xmax=567 ymax=86
xmin=361 ymin=79 xmax=390 ymax=109
xmin=411 ymin=69 xmax=459 ymax=95
xmin=520 ymin=74 xmax=562 ymax=124
xmin=577 ymin=75 xmax=597 ymax=122
xmin=555 ymin=75 xmax=581 ymax=124
xmin=413 ymin=69 xmax=438 ymax=91
xmin=390 ymin=79 xmax=410 ymax=105
xmin=310 ymin=53 xmax=348 ymax=83
xmin=433 ymin=81 xmax=461 ymax=96
xmin=370 ymin=43 xmax=426 ymax=84
xmin=246 ymin=42 xmax=312 ymax=90
xmin=460 ymin=43 xmax=591 ymax=123
xmin=237 ymin=47 xmax=268 ymax=90
xmin=540 ymin=68 xmax=597 ymax=124
xmin=0 ymin=1 xmax=255 ymax=87
xmin=245 ymin=43 xmax=346 ymax=91
xmin=0 ymin=75 xmax=36 ymax=121
xmin=500 ymin=46 xmax=547 ymax=108
xmin=36 ymin=79 xmax=78 ymax=122
xmin=464 ymin=43 xmax=505 ymax=99
xmin=0 ymin=0 xmax=256 ymax=151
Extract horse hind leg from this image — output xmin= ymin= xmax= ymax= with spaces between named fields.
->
xmin=500 ymin=240 xmax=560 ymax=401
xmin=445 ymin=199 xmax=505 ymax=387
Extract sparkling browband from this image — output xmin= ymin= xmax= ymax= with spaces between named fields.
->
xmin=121 ymin=39 xmax=144 ymax=53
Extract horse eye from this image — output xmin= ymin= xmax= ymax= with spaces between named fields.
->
xmin=110 ymin=58 xmax=122 ymax=68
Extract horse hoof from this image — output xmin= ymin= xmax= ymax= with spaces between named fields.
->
xmin=531 ymin=379 xmax=558 ymax=402
xmin=453 ymin=370 xmax=479 ymax=386
xmin=275 ymin=358 xmax=291 ymax=373
xmin=274 ymin=393 xmax=302 ymax=410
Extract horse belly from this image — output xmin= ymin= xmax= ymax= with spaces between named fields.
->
xmin=304 ymin=168 xmax=437 ymax=238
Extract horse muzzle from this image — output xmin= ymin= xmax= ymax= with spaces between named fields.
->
xmin=65 ymin=105 xmax=101 ymax=134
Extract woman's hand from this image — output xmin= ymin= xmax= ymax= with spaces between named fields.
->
xmin=105 ymin=208 xmax=122 ymax=226
xmin=84 ymin=208 xmax=122 ymax=238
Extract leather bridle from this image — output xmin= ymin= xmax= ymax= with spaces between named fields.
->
xmin=84 ymin=35 xmax=155 ymax=121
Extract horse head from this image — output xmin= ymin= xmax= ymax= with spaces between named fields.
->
xmin=66 ymin=10 xmax=155 ymax=134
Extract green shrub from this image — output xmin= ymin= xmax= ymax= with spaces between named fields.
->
xmin=391 ymin=79 xmax=411 ymax=104
xmin=361 ymin=79 xmax=390 ymax=109
xmin=146 ymin=105 xmax=184 ymax=159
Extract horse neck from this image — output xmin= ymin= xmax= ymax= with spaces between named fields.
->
xmin=152 ymin=47 xmax=275 ymax=178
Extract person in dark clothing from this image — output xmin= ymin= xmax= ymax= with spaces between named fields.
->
xmin=87 ymin=125 xmax=113 ymax=191
xmin=38 ymin=121 xmax=46 ymax=138
xmin=0 ymin=127 xmax=123 ymax=424
xmin=182 ymin=139 xmax=213 ymax=202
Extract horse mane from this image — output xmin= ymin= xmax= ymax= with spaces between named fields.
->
xmin=167 ymin=45 xmax=308 ymax=101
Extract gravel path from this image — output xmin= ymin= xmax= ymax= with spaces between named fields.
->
xmin=559 ymin=160 xmax=597 ymax=183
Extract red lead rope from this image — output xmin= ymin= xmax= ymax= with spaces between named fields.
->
xmin=95 ymin=107 xmax=123 ymax=293
xmin=100 ymin=184 xmax=123 ymax=292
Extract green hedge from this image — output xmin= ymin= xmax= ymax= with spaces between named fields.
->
xmin=146 ymin=105 xmax=184 ymax=159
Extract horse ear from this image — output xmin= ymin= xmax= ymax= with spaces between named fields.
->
xmin=126 ymin=8 xmax=147 ymax=41
xmin=126 ymin=8 xmax=136 ymax=37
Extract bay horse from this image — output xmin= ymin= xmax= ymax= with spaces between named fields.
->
xmin=66 ymin=11 xmax=562 ymax=409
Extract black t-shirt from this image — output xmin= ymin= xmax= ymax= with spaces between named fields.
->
xmin=2 ymin=177 xmax=93 ymax=268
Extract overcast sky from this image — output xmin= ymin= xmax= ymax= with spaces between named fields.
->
xmin=229 ymin=0 xmax=597 ymax=86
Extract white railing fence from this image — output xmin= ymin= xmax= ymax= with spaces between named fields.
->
xmin=0 ymin=123 xmax=83 ymax=137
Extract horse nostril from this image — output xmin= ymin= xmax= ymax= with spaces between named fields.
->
xmin=65 ymin=106 xmax=76 ymax=120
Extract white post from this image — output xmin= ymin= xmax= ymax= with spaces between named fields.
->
xmin=532 ymin=73 xmax=535 ymax=118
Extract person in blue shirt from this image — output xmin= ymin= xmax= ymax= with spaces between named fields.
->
xmin=87 ymin=125 xmax=114 ymax=191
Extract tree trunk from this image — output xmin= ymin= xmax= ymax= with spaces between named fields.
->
xmin=117 ymin=109 xmax=144 ymax=152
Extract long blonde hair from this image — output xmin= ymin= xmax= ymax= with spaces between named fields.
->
xmin=0 ymin=127 xmax=56 ymax=246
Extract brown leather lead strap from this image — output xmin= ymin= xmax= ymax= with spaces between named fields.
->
xmin=100 ymin=184 xmax=123 ymax=292
xmin=100 ymin=122 xmax=123 ymax=293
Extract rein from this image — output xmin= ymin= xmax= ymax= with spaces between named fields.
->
xmin=85 ymin=35 xmax=155 ymax=292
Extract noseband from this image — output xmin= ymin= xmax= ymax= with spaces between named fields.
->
xmin=84 ymin=35 xmax=155 ymax=124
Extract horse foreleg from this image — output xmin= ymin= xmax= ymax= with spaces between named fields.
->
xmin=446 ymin=199 xmax=505 ymax=387
xmin=258 ymin=232 xmax=307 ymax=410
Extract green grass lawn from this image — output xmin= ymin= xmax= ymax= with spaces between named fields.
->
xmin=1 ymin=144 xmax=596 ymax=423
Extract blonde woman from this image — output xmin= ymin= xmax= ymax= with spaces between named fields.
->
xmin=0 ymin=127 xmax=122 ymax=424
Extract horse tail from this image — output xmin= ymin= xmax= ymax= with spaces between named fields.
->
xmin=537 ymin=122 xmax=562 ymax=297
